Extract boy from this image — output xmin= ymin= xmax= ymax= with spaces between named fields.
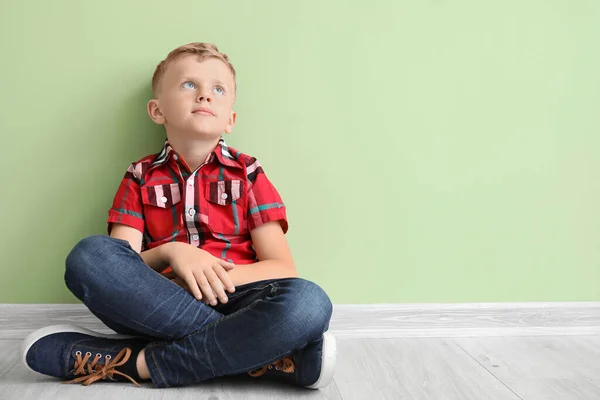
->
xmin=21 ymin=43 xmax=336 ymax=389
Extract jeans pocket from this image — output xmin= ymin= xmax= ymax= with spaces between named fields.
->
xmin=227 ymin=283 xmax=273 ymax=301
xmin=216 ymin=281 xmax=279 ymax=314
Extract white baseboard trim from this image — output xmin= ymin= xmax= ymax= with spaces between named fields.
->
xmin=1 ymin=302 xmax=599 ymax=340
xmin=331 ymin=302 xmax=600 ymax=338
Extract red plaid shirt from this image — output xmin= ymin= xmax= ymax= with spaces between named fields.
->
xmin=107 ymin=138 xmax=288 ymax=269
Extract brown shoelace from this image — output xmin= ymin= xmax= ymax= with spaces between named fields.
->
xmin=63 ymin=348 xmax=140 ymax=387
xmin=248 ymin=356 xmax=295 ymax=377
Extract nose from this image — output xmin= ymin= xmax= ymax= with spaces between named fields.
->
xmin=197 ymin=90 xmax=212 ymax=103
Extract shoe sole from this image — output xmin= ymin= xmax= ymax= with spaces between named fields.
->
xmin=21 ymin=324 xmax=137 ymax=374
xmin=306 ymin=332 xmax=336 ymax=389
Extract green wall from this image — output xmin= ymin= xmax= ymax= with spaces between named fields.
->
xmin=1 ymin=1 xmax=598 ymax=304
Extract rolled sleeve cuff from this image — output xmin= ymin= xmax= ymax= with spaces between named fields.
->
xmin=107 ymin=209 xmax=144 ymax=234
xmin=248 ymin=207 xmax=288 ymax=233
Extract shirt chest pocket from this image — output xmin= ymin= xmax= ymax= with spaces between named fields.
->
xmin=204 ymin=179 xmax=247 ymax=235
xmin=141 ymin=183 xmax=181 ymax=241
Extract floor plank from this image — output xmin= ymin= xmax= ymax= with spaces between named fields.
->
xmin=5 ymin=334 xmax=600 ymax=399
xmin=0 ymin=305 xmax=113 ymax=340
xmin=160 ymin=376 xmax=342 ymax=400
xmin=333 ymin=337 xmax=520 ymax=400
xmin=0 ymin=350 xmax=342 ymax=400
xmin=498 ymin=378 xmax=600 ymax=400
xmin=454 ymin=336 xmax=600 ymax=400
xmin=0 ymin=341 xmax=19 ymax=380
xmin=0 ymin=360 xmax=97 ymax=400
xmin=4 ymin=303 xmax=600 ymax=399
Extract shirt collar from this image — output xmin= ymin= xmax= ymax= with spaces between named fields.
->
xmin=150 ymin=137 xmax=242 ymax=170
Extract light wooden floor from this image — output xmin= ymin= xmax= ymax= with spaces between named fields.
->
xmin=1 ymin=304 xmax=599 ymax=399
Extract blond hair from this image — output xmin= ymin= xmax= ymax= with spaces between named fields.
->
xmin=151 ymin=42 xmax=236 ymax=96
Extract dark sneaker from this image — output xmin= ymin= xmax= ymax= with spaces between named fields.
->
xmin=21 ymin=324 xmax=149 ymax=387
xmin=248 ymin=332 xmax=336 ymax=389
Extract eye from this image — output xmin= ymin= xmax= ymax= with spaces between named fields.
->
xmin=182 ymin=81 xmax=196 ymax=90
xmin=212 ymin=86 xmax=224 ymax=95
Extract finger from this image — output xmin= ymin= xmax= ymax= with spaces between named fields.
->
xmin=183 ymin=273 xmax=203 ymax=301
xmin=198 ymin=284 xmax=217 ymax=305
xmin=194 ymin=271 xmax=217 ymax=305
xmin=213 ymin=264 xmax=236 ymax=294
xmin=206 ymin=269 xmax=229 ymax=304
xmin=217 ymin=259 xmax=235 ymax=271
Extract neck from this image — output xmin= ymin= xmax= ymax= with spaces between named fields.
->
xmin=167 ymin=134 xmax=221 ymax=172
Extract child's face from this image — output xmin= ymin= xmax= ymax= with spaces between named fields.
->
xmin=149 ymin=55 xmax=236 ymax=140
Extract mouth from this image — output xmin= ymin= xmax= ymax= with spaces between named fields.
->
xmin=192 ymin=108 xmax=215 ymax=116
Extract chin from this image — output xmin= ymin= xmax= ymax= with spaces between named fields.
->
xmin=187 ymin=130 xmax=223 ymax=139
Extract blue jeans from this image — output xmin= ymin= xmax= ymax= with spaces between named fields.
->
xmin=64 ymin=235 xmax=333 ymax=388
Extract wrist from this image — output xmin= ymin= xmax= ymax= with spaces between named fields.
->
xmin=159 ymin=241 xmax=180 ymax=264
xmin=226 ymin=268 xmax=242 ymax=286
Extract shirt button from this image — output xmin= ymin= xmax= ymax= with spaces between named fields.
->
xmin=188 ymin=208 xmax=196 ymax=216
xmin=221 ymin=193 xmax=228 ymax=200
xmin=160 ymin=196 xmax=168 ymax=203
xmin=192 ymin=234 xmax=199 ymax=241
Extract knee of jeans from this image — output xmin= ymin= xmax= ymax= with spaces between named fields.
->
xmin=65 ymin=235 xmax=115 ymax=285
xmin=284 ymin=279 xmax=333 ymax=337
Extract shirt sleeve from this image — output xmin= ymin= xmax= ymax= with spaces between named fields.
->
xmin=245 ymin=158 xmax=288 ymax=233
xmin=107 ymin=163 xmax=145 ymax=234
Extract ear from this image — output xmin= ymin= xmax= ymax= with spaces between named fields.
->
xmin=147 ymin=99 xmax=166 ymax=125
xmin=224 ymin=110 xmax=237 ymax=134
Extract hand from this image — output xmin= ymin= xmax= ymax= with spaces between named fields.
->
xmin=163 ymin=242 xmax=236 ymax=305
xmin=169 ymin=276 xmax=217 ymax=305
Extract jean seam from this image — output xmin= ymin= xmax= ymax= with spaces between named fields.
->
xmin=148 ymin=345 xmax=168 ymax=387
xmin=203 ymin=330 xmax=216 ymax=376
